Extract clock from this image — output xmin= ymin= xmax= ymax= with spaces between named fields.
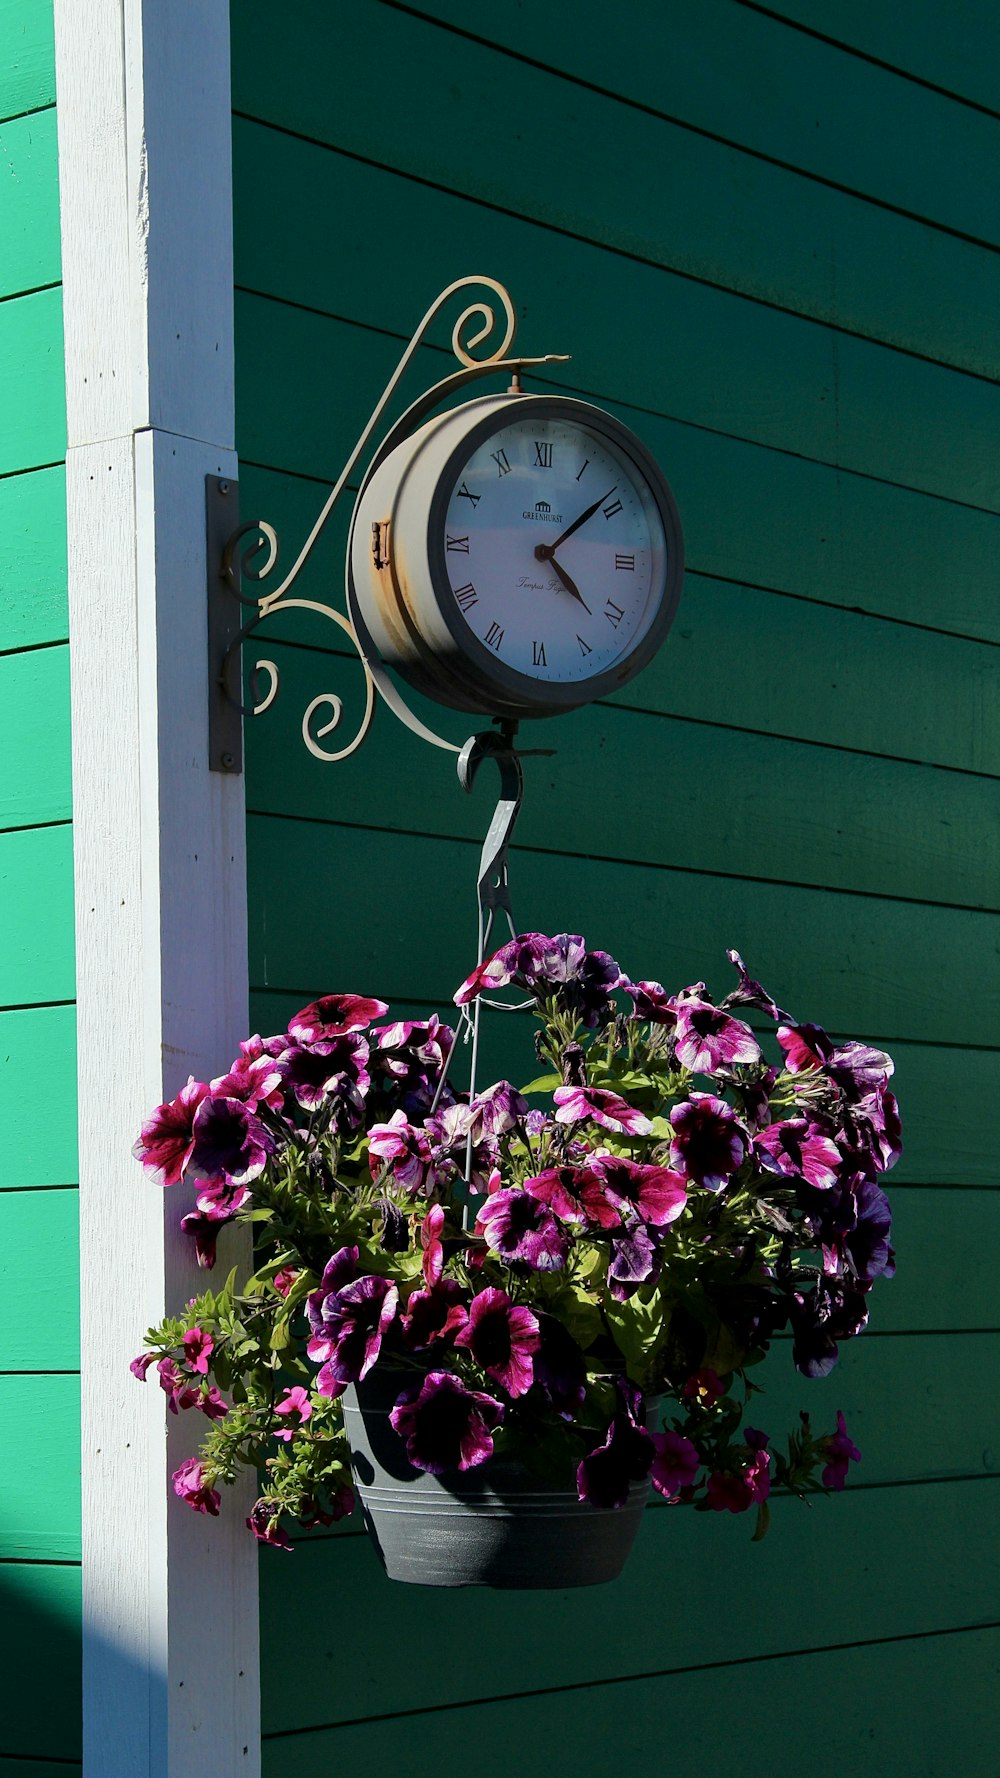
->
xmin=349 ymin=392 xmax=683 ymax=721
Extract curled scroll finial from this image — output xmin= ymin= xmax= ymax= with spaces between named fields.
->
xmin=448 ymin=276 xmax=517 ymax=367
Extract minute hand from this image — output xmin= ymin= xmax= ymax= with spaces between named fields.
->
xmin=549 ymin=485 xmax=617 ymax=552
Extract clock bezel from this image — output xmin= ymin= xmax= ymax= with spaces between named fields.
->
xmin=423 ymin=393 xmax=684 ymax=716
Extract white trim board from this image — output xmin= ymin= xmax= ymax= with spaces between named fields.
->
xmin=54 ymin=5 xmax=260 ymax=1774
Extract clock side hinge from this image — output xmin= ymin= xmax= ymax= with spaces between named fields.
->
xmin=371 ymin=518 xmax=391 ymax=571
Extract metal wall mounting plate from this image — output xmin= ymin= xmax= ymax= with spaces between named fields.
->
xmin=206 ymin=474 xmax=243 ymax=773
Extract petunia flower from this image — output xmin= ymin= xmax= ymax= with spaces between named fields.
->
xmin=607 ymin=1221 xmax=660 ymax=1301
xmin=246 ymin=1500 xmax=294 ymax=1549
xmin=389 ymin=1371 xmax=503 ymax=1473
xmin=777 ymin=1022 xmax=835 ymax=1074
xmin=476 ymin=1189 xmax=569 ymax=1271
xmin=621 ymin=979 xmax=676 ymax=1025
xmin=180 ymin=1179 xmax=251 ymax=1269
xmin=133 ymin=1076 xmax=210 ymax=1186
xmin=188 ymin=1094 xmax=275 ymax=1187
xmin=819 ymin=1409 xmax=862 ymax=1490
xmin=368 ymin=1110 xmax=434 ymax=1195
xmin=401 ymin=1280 xmax=469 ymax=1351
xmin=455 ymin=1288 xmax=540 ymax=1397
xmin=313 ymin=1274 xmax=399 ymax=1396
xmin=306 ymin=1246 xmax=360 ymax=1362
xmin=279 ymin=1035 xmax=369 ymax=1120
xmin=197 ymin=1384 xmax=229 ymax=1422
xmin=419 ymin=1203 xmax=446 ymax=1288
xmin=172 ymin=1458 xmax=220 ymax=1516
xmin=669 ymin=1095 xmax=747 ymax=1189
xmin=755 ymin=1119 xmax=842 ymax=1192
xmin=273 ymin=1385 xmax=312 ymax=1442
xmin=182 ymin=1327 xmax=214 ymax=1375
xmin=789 ymin=1280 xmax=869 ymax=1378
xmin=705 ymin=1437 xmax=771 ymax=1513
xmin=673 ymin=999 xmax=762 ymax=1073
xmin=156 ymin=1357 xmax=198 ymax=1414
xmin=681 ymin=1367 xmax=725 ymax=1406
xmin=523 ymin=1165 xmax=620 ymax=1230
xmin=649 ymin=1429 xmax=700 ymax=1500
xmin=130 ymin=1352 xmax=155 ymax=1381
xmin=287 ymin=993 xmax=388 ymax=1045
xmin=454 ymin=933 xmax=623 ymax=1028
xmin=722 ymin=951 xmax=790 ymax=1024
xmin=588 ymin=1156 xmax=687 ymax=1227
xmin=553 ymin=1085 xmax=652 ymax=1137
xmin=577 ymin=1381 xmax=654 ymax=1509
xmin=465 ymin=1080 xmax=529 ymax=1140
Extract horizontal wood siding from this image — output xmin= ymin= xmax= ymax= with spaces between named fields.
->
xmin=0 ymin=2 xmax=79 ymax=1766
xmin=230 ymin=2 xmax=1000 ymax=1770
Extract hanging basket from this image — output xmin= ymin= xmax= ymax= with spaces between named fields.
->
xmin=342 ymin=1369 xmax=650 ymax=1589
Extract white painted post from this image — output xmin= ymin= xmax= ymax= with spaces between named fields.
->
xmin=54 ymin=4 xmax=260 ymax=1774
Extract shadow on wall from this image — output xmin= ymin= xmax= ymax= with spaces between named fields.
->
xmin=0 ymin=1559 xmax=153 ymax=1774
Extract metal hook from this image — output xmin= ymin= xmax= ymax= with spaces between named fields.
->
xmin=458 ymin=727 xmax=524 ymax=932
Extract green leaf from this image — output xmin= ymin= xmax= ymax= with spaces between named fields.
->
xmin=751 ymin=1499 xmax=771 ymax=1542
xmin=520 ymin=1073 xmax=560 ymax=1095
xmin=551 ymin=1285 xmax=603 ymax=1349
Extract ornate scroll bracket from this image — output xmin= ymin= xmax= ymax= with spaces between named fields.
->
xmin=207 ymin=275 xmax=569 ymax=774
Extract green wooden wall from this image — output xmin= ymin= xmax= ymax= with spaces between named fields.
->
xmin=0 ymin=1 xmax=80 ymax=1771
xmin=231 ymin=3 xmax=1000 ymax=1772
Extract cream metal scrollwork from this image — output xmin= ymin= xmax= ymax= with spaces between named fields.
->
xmin=209 ymin=275 xmax=568 ymax=771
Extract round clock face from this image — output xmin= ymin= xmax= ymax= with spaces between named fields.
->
xmin=437 ymin=407 xmax=672 ymax=689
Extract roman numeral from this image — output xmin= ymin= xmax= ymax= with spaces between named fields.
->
xmin=577 ymin=634 xmax=592 ymax=656
xmin=615 ymin=553 xmax=634 ymax=572
xmin=454 ymin=583 xmax=478 ymax=612
xmin=456 ymin=482 xmax=481 ymax=507
xmin=532 ymin=640 xmax=547 ymax=667
xmin=603 ymin=497 xmax=623 ymax=520
xmin=446 ymin=534 xmax=470 ymax=553
xmin=491 ymin=448 xmax=511 ymax=477
xmin=576 ymin=459 xmax=590 ymax=481
xmin=485 ymin=621 xmax=505 ymax=651
xmin=605 ymin=598 xmax=625 ymax=629
xmin=533 ymin=441 xmax=553 ymax=468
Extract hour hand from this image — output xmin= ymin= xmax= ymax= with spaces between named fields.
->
xmin=548 ymin=552 xmax=591 ymax=615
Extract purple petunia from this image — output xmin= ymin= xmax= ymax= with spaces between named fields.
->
xmin=819 ymin=1409 xmax=862 ymax=1490
xmin=287 ymin=993 xmax=388 ymax=1044
xmin=133 ymin=1076 xmax=210 ymax=1186
xmin=401 ymin=1280 xmax=469 ymax=1351
xmin=553 ymin=1085 xmax=652 ymax=1136
xmin=755 ymin=1118 xmax=843 ymax=1192
xmin=621 ymin=979 xmax=676 ymax=1025
xmin=523 ymin=1165 xmax=621 ymax=1230
xmin=607 ymin=1221 xmax=660 ymax=1301
xmin=722 ymin=951 xmax=790 ymax=1024
xmin=279 ymin=1034 xmax=369 ymax=1120
xmin=588 ymin=1156 xmax=688 ymax=1227
xmin=649 ymin=1429 xmax=700 ymax=1501
xmin=389 ymin=1370 xmax=503 ymax=1473
xmin=455 ymin=1287 xmax=540 ymax=1397
xmin=577 ymin=1382 xmax=654 ymax=1509
xmin=669 ymin=1095 xmax=747 ymax=1190
xmin=368 ymin=1110 xmax=434 ymax=1194
xmin=188 ymin=1094 xmax=275 ymax=1187
xmin=465 ymin=1080 xmax=529 ymax=1141
xmin=454 ymin=932 xmax=624 ymax=1028
xmin=172 ymin=1458 xmax=220 ymax=1516
xmin=672 ymin=999 xmax=762 ymax=1073
xmin=313 ymin=1274 xmax=399 ymax=1396
xmin=476 ymin=1189 xmax=569 ymax=1271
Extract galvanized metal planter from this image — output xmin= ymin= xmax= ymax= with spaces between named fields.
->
xmin=342 ymin=1370 xmax=649 ymax=1589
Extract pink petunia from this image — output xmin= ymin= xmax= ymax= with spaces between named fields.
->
xmin=553 ymin=1086 xmax=652 ymax=1137
xmin=182 ymin=1327 xmax=214 ymax=1375
xmin=132 ymin=1076 xmax=209 ymax=1186
xmin=273 ymin=1386 xmax=312 ymax=1442
xmin=172 ymin=1458 xmax=221 ymax=1516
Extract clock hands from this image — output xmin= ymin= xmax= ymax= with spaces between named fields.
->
xmin=546 ymin=552 xmax=591 ymax=615
xmin=545 ymin=485 xmax=617 ymax=554
xmin=532 ymin=483 xmax=616 ymax=619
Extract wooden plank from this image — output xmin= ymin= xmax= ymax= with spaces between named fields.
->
xmin=406 ymin=0 xmax=1000 ymax=250
xmin=762 ymin=0 xmax=1000 ymax=115
xmin=250 ymin=570 xmax=1000 ymax=781
xmin=239 ymin=411 xmax=1000 ymax=647
xmin=874 ymin=1189 xmax=1000 ymax=1331
xmin=0 ymin=1374 xmax=80 ymax=1559
xmin=0 ymin=823 xmax=75 ymax=1005
xmin=0 ymin=645 xmax=71 ymax=828
xmin=0 ymin=1187 xmax=79 ymax=1367
xmin=0 ymin=287 xmax=65 ymax=476
xmin=245 ymin=815 xmax=1000 ymax=1050
xmin=231 ymin=58 xmax=1000 ymax=382
xmin=261 ymin=1623 xmax=1000 ymax=1777
xmin=235 ymin=285 xmax=1000 ymax=533
xmin=244 ymin=644 xmax=1000 ymax=911
xmin=0 ymin=1004 xmax=76 ymax=1186
xmin=258 ymin=1482 xmax=1000 ymax=1739
xmin=0 ymin=1760 xmax=82 ymax=1776
xmin=0 ymin=0 xmax=55 ymax=120
xmin=0 ymin=465 xmax=67 ymax=651
xmin=0 ymin=107 xmax=59 ymax=297
xmin=0 ymin=1561 xmax=80 ymax=1760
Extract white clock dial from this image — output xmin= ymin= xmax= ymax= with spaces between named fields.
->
xmin=441 ymin=414 xmax=667 ymax=685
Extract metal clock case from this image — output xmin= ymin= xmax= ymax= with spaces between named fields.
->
xmin=349 ymin=392 xmax=684 ymax=721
